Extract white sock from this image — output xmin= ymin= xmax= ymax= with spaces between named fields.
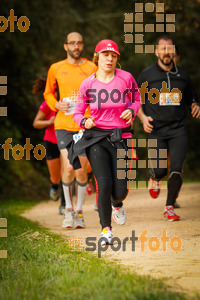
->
xmin=62 ymin=181 xmax=74 ymax=210
xmin=76 ymin=181 xmax=87 ymax=212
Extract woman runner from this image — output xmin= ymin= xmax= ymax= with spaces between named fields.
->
xmin=73 ymin=40 xmax=141 ymax=244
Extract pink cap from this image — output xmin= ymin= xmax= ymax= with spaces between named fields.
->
xmin=95 ymin=39 xmax=120 ymax=55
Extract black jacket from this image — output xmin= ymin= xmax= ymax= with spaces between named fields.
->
xmin=68 ymin=126 xmax=133 ymax=169
xmin=137 ymin=62 xmax=197 ymax=137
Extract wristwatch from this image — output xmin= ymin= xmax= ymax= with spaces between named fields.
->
xmin=80 ymin=118 xmax=88 ymax=128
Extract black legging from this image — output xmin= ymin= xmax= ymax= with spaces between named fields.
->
xmin=148 ymin=134 xmax=187 ymax=206
xmin=86 ymin=138 xmax=128 ymax=229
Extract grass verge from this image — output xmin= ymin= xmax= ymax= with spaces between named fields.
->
xmin=0 ymin=199 xmax=198 ymax=300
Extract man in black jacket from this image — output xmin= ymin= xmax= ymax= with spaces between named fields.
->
xmin=137 ymin=35 xmax=200 ymax=221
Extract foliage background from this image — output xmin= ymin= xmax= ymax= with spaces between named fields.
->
xmin=0 ymin=0 xmax=200 ymax=199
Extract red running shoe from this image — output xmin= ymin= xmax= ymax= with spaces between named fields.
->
xmin=149 ymin=178 xmax=161 ymax=199
xmin=86 ymin=182 xmax=93 ymax=195
xmin=164 ymin=205 xmax=180 ymax=221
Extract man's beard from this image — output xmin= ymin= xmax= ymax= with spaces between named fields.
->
xmin=160 ymin=55 xmax=173 ymax=66
xmin=68 ymin=49 xmax=82 ymax=59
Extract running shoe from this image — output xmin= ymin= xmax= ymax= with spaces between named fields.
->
xmin=101 ymin=227 xmax=113 ymax=245
xmin=164 ymin=205 xmax=180 ymax=221
xmin=62 ymin=209 xmax=74 ymax=228
xmin=149 ymin=178 xmax=160 ymax=199
xmin=86 ymin=182 xmax=93 ymax=195
xmin=174 ymin=201 xmax=181 ymax=209
xmin=58 ymin=205 xmax=65 ymax=215
xmin=74 ymin=211 xmax=85 ymax=228
xmin=93 ymin=202 xmax=98 ymax=211
xmin=112 ymin=205 xmax=127 ymax=225
xmin=50 ymin=188 xmax=59 ymax=201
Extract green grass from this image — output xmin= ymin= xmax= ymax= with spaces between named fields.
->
xmin=183 ymin=179 xmax=200 ymax=183
xmin=0 ymin=200 xmax=198 ymax=300
xmin=0 ymin=198 xmax=40 ymax=215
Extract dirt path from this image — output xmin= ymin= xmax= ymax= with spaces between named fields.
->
xmin=21 ymin=183 xmax=200 ymax=297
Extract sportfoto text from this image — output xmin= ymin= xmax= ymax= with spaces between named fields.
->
xmin=1 ymin=138 xmax=46 ymax=160
xmin=84 ymin=81 xmax=182 ymax=109
xmin=0 ymin=9 xmax=30 ymax=32
xmin=85 ymin=230 xmax=181 ymax=258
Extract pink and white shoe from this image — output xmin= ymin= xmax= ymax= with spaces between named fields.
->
xmin=112 ymin=205 xmax=127 ymax=225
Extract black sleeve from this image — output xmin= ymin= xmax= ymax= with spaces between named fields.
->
xmin=137 ymin=71 xmax=144 ymax=88
xmin=184 ymin=76 xmax=198 ymax=108
xmin=137 ymin=71 xmax=148 ymax=110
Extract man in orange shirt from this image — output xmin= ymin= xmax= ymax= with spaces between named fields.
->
xmin=44 ymin=32 xmax=97 ymax=229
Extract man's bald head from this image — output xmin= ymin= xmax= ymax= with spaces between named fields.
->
xmin=65 ymin=32 xmax=83 ymax=44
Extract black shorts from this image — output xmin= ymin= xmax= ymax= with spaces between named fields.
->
xmin=55 ymin=129 xmax=86 ymax=156
xmin=44 ymin=141 xmax=60 ymax=160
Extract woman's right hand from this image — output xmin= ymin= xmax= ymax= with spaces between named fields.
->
xmin=84 ymin=117 xmax=96 ymax=129
xmin=48 ymin=116 xmax=55 ymax=125
xmin=142 ymin=115 xmax=154 ymax=133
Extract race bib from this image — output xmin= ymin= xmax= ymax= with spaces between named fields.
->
xmin=159 ymin=93 xmax=180 ymax=106
xmin=73 ymin=130 xmax=84 ymax=144
xmin=62 ymin=97 xmax=76 ymax=115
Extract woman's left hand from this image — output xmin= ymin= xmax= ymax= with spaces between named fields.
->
xmin=120 ymin=109 xmax=132 ymax=124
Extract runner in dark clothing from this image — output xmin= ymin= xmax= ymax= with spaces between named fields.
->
xmin=137 ymin=35 xmax=200 ymax=221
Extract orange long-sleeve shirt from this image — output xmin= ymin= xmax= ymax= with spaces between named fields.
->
xmin=44 ymin=58 xmax=97 ymax=131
